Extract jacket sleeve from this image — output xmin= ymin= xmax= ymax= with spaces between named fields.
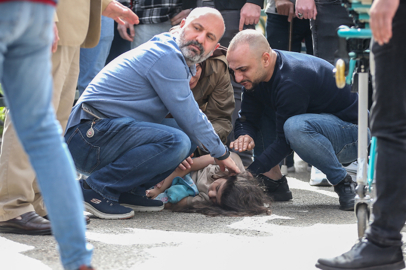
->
xmin=203 ymin=60 xmax=235 ymax=144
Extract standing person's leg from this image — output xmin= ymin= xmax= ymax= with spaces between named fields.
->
xmin=131 ymin=21 xmax=172 ymax=49
xmin=106 ymin=21 xmax=131 ymax=64
xmin=65 ymin=118 xmax=190 ymax=218
xmin=310 ymin=0 xmax=353 ymax=64
xmin=316 ymin=2 xmax=406 ymax=270
xmin=366 ymin=3 xmax=406 ymax=249
xmin=0 ymin=42 xmax=81 ymax=225
xmin=78 ymin=16 xmax=114 ymax=96
xmin=284 ymin=113 xmax=361 ymax=210
xmin=0 ymin=2 xmax=92 ymax=269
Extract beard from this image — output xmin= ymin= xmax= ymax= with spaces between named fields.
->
xmin=177 ymin=29 xmax=213 ymax=65
xmin=241 ymin=80 xmax=260 ymax=91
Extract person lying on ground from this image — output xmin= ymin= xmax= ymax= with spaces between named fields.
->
xmin=147 ymin=152 xmax=271 ymax=216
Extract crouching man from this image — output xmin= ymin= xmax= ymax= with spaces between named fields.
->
xmin=227 ymin=30 xmax=368 ymax=211
xmin=65 ymin=7 xmax=240 ymax=219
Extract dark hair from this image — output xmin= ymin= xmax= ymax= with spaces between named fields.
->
xmin=171 ymin=171 xmax=271 ymax=217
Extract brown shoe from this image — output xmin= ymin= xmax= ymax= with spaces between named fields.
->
xmin=0 ymin=211 xmax=51 ymax=235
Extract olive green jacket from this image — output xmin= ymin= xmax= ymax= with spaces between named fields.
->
xmin=191 ymin=54 xmax=235 ymax=144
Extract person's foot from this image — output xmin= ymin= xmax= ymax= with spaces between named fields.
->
xmin=316 ymin=238 xmax=405 ymax=270
xmin=334 ymin=174 xmax=357 ymax=211
xmin=257 ymin=175 xmax=292 ymax=201
xmin=0 ymin=211 xmax=52 ymax=235
xmin=119 ymin=193 xmax=164 ymax=212
xmin=80 ymin=179 xmax=134 ymax=219
xmin=310 ymin=166 xmax=332 ymax=186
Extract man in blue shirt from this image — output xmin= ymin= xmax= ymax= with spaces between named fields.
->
xmin=227 ymin=29 xmax=363 ymax=211
xmin=65 ymin=7 xmax=240 ymax=220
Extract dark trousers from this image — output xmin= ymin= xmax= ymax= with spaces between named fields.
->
xmin=365 ymin=1 xmax=406 ymax=247
xmin=266 ymin=13 xmax=313 ymax=54
xmin=310 ymin=0 xmax=353 ymax=64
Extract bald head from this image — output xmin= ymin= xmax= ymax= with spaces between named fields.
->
xmin=228 ymin=29 xmax=271 ymax=59
xmin=227 ymin=30 xmax=277 ymax=90
xmin=185 ymin=7 xmax=226 ymax=40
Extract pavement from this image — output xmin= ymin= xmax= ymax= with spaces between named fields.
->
xmin=1 ymin=157 xmax=404 ymax=270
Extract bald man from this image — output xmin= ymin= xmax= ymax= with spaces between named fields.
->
xmin=227 ymin=30 xmax=364 ymax=211
xmin=64 ymin=7 xmax=240 ymax=219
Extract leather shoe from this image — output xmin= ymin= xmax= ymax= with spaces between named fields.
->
xmin=0 ymin=211 xmax=51 ymax=235
xmin=316 ymin=238 xmax=405 ymax=270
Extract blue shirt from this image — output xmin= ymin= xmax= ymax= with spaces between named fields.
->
xmin=66 ymin=33 xmax=225 ymax=158
xmin=234 ymin=50 xmax=359 ymax=175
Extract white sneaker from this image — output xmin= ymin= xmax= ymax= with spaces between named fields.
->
xmin=344 ymin=161 xmax=358 ymax=174
xmin=309 ymin=166 xmax=332 ymax=186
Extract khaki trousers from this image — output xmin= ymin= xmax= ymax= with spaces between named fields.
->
xmin=0 ymin=45 xmax=80 ymax=221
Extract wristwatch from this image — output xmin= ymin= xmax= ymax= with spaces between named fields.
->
xmin=216 ymin=147 xmax=230 ymax=160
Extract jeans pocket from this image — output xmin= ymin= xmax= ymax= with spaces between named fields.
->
xmin=66 ymin=128 xmax=101 ymax=174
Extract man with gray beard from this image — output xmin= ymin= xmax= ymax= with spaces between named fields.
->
xmin=64 ymin=7 xmax=240 ymax=219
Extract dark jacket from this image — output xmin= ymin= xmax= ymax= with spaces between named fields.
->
xmin=234 ymin=50 xmax=358 ymax=175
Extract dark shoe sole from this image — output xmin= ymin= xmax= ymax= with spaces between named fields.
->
xmin=268 ymin=190 xmax=293 ymax=201
xmin=120 ymin=204 xmax=164 ymax=212
xmin=0 ymin=226 xmax=51 ymax=235
xmin=339 ymin=204 xmax=355 ymax=211
xmin=316 ymin=260 xmax=405 ymax=270
xmin=84 ymin=202 xmax=134 ymax=220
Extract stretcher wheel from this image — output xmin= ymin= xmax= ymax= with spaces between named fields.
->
xmin=356 ymin=203 xmax=369 ymax=239
xmin=335 ymin=59 xmax=346 ymax=89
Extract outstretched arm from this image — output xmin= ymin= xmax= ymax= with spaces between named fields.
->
xmin=146 ymin=155 xmax=216 ymax=198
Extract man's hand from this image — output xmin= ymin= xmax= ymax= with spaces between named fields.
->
xmin=52 ymin=22 xmax=59 ymax=53
xmin=117 ymin=21 xmax=135 ymax=41
xmin=215 ymin=156 xmax=241 ymax=174
xmin=275 ymin=0 xmax=295 ymax=22
xmin=171 ymin=9 xmax=191 ymax=25
xmin=239 ymin=3 xmax=262 ymax=31
xmin=370 ymin=0 xmax=399 ymax=45
xmin=295 ymin=0 xmax=317 ymax=20
xmin=102 ymin=1 xmax=139 ymax=25
xmin=177 ymin=154 xmax=194 ymax=170
xmin=229 ymin=135 xmax=255 ymax=152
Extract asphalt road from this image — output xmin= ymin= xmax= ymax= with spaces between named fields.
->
xmin=1 ymin=158 xmax=404 ymax=270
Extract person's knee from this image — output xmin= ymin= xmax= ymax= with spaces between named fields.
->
xmin=170 ymin=130 xmax=191 ymax=158
xmin=284 ymin=116 xmax=306 ymax=144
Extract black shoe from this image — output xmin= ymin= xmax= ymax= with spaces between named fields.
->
xmin=0 ymin=211 xmax=52 ymax=235
xmin=334 ymin=174 xmax=356 ymax=211
xmin=119 ymin=192 xmax=164 ymax=212
xmin=80 ymin=179 xmax=134 ymax=220
xmin=316 ymin=239 xmax=405 ymax=270
xmin=257 ymin=175 xmax=292 ymax=201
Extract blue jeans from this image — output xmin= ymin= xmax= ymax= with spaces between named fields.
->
xmin=64 ymin=118 xmax=191 ymax=201
xmin=0 ymin=2 xmax=92 ymax=269
xmin=78 ymin=16 xmax=114 ymax=96
xmin=284 ymin=114 xmax=363 ymax=185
